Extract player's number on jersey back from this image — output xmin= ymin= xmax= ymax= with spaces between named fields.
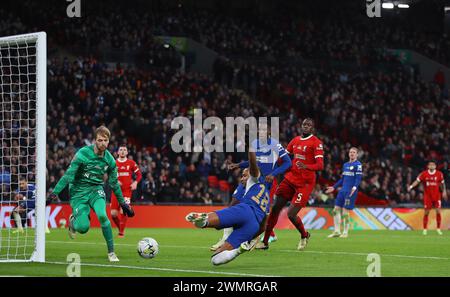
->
xmin=251 ymin=185 xmax=269 ymax=212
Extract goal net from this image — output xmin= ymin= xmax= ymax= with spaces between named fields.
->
xmin=0 ymin=32 xmax=46 ymax=262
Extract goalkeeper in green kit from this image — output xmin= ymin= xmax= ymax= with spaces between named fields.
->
xmin=49 ymin=126 xmax=135 ymax=262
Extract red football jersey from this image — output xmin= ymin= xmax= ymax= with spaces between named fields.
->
xmin=284 ymin=134 xmax=324 ymax=185
xmin=417 ymin=170 xmax=444 ymax=201
xmin=116 ymin=158 xmax=142 ymax=195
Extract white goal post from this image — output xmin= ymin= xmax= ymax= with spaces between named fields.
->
xmin=0 ymin=32 xmax=46 ymax=262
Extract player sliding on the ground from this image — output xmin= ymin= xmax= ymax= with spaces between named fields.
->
xmin=325 ymin=147 xmax=362 ymax=238
xmin=256 ymin=118 xmax=324 ymax=250
xmin=49 ymin=126 xmax=135 ymax=262
xmin=186 ymin=150 xmax=269 ymax=265
xmin=210 ymin=122 xmax=291 ymax=251
xmin=408 ymin=160 xmax=447 ymax=235
xmin=110 ymin=144 xmax=142 ymax=237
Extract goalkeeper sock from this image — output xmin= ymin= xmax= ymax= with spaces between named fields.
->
xmin=92 ymin=198 xmax=115 ymax=253
xmin=119 ymin=213 xmax=128 ymax=235
xmin=423 ymin=214 xmax=429 ymax=229
xmin=436 ymin=213 xmax=442 ymax=229
xmin=222 ymin=227 xmax=233 ymax=241
xmin=333 ymin=211 xmax=341 ymax=233
xmin=101 ymin=222 xmax=114 ymax=253
xmin=13 ymin=212 xmax=23 ymax=231
xmin=211 ymin=248 xmax=240 ymax=265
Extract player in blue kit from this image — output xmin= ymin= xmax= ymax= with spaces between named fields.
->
xmin=210 ymin=123 xmax=291 ymax=250
xmin=186 ymin=150 xmax=270 ymax=265
xmin=11 ymin=177 xmax=50 ymax=234
xmin=326 ymin=147 xmax=362 ymax=238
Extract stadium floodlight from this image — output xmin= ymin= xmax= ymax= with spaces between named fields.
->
xmin=0 ymin=32 xmax=46 ymax=263
xmin=382 ymin=3 xmax=395 ymax=9
xmin=398 ymin=4 xmax=410 ymax=8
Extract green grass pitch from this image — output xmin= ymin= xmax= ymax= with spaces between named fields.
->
xmin=1 ymin=228 xmax=449 ymax=277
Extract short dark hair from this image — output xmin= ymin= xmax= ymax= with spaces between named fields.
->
xmin=428 ymin=160 xmax=437 ymax=165
xmin=119 ymin=143 xmax=128 ymax=149
xmin=303 ymin=117 xmax=314 ymax=123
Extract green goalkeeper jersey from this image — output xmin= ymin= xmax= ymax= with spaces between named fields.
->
xmin=53 ymin=144 xmax=125 ymax=203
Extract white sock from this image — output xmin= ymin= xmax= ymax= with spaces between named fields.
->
xmin=222 ymin=227 xmax=233 ymax=241
xmin=13 ymin=212 xmax=23 ymax=230
xmin=334 ymin=212 xmax=341 ymax=233
xmin=211 ymin=248 xmax=240 ymax=266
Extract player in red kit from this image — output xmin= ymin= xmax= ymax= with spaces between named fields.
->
xmin=408 ymin=161 xmax=447 ymax=235
xmin=110 ymin=144 xmax=142 ymax=237
xmin=256 ymin=118 xmax=324 ymax=250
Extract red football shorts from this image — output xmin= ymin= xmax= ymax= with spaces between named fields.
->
xmin=275 ymin=178 xmax=314 ymax=208
xmin=424 ymin=195 xmax=441 ymax=210
xmin=111 ymin=191 xmax=132 ymax=211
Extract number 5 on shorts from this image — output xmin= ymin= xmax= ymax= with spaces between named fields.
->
xmin=295 ymin=193 xmax=303 ymax=203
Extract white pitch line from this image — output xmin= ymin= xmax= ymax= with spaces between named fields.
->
xmin=47 ymin=240 xmax=450 ymax=261
xmin=45 ymin=261 xmax=281 ymax=277
xmin=278 ymin=250 xmax=450 ymax=260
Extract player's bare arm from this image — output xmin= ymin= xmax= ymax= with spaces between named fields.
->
xmin=248 ymin=151 xmax=259 ymax=177
xmin=408 ymin=179 xmax=420 ymax=192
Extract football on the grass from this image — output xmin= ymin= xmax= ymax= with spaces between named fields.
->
xmin=137 ymin=237 xmax=159 ymax=259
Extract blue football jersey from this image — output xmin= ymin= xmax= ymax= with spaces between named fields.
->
xmin=16 ymin=184 xmax=36 ymax=209
xmin=232 ymin=183 xmax=246 ymax=202
xmin=16 ymin=184 xmax=36 ymax=201
xmin=334 ymin=161 xmax=363 ymax=190
xmin=239 ymin=174 xmax=270 ymax=223
xmin=251 ymin=138 xmax=288 ymax=176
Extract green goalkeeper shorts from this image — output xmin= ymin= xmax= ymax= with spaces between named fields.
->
xmin=69 ymin=185 xmax=107 ymax=217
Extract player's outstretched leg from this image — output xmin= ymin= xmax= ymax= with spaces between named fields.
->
xmin=92 ymin=198 xmax=118 ymax=262
xmin=186 ymin=212 xmax=209 ymax=228
xmin=211 ymin=227 xmax=233 ymax=251
xmin=211 ymin=242 xmax=241 ymax=266
xmin=328 ymin=206 xmax=342 ymax=238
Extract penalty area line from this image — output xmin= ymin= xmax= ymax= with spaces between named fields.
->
xmin=44 ymin=261 xmax=281 ymax=277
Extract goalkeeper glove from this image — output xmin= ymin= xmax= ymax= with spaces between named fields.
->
xmin=120 ymin=202 xmax=135 ymax=217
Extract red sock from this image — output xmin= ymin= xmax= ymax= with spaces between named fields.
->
xmin=294 ymin=216 xmax=308 ymax=238
xmin=436 ymin=213 xmax=441 ymax=229
xmin=119 ymin=213 xmax=127 ymax=235
xmin=263 ymin=210 xmax=281 ymax=244
xmin=270 ymin=230 xmax=276 ymax=237
xmin=112 ymin=215 xmax=121 ymax=229
xmin=423 ymin=214 xmax=429 ymax=229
